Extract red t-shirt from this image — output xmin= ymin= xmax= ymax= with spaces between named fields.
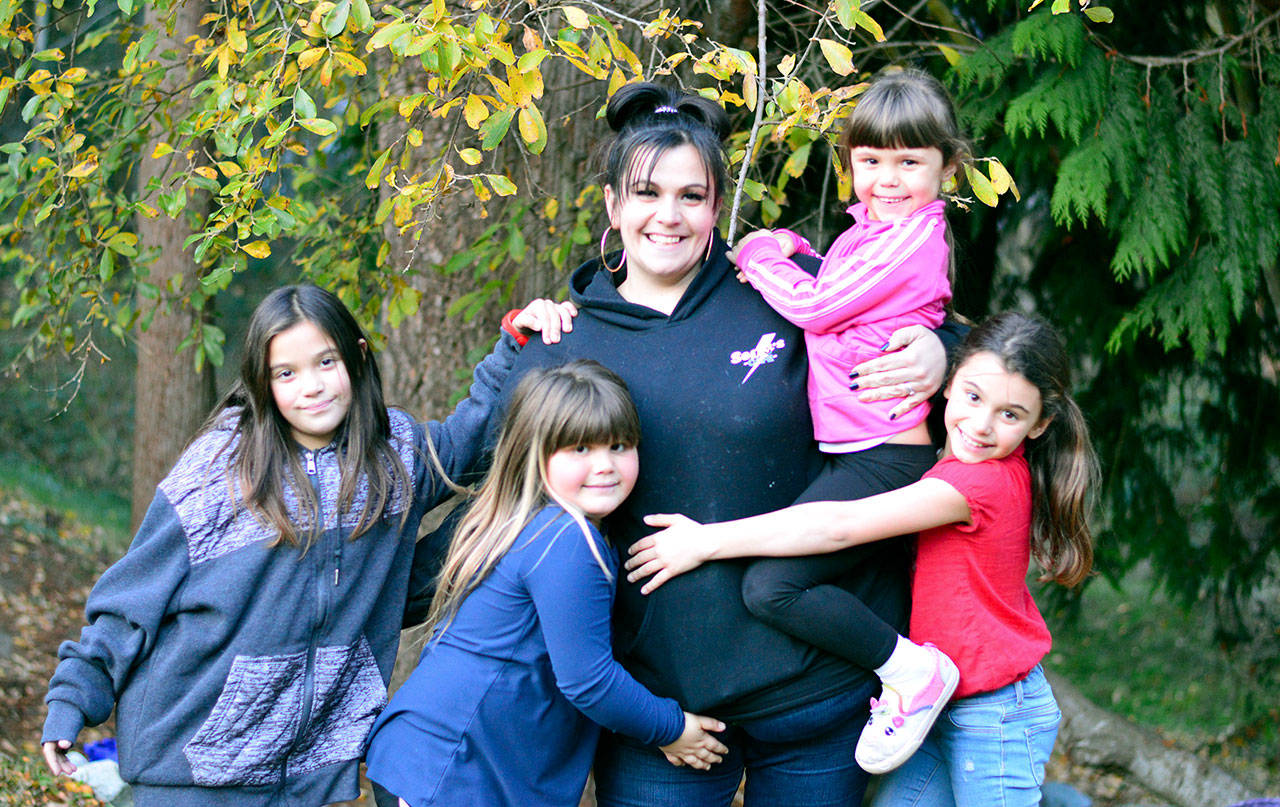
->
xmin=910 ymin=445 xmax=1050 ymax=698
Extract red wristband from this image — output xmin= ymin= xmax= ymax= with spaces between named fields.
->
xmin=500 ymin=308 xmax=530 ymax=346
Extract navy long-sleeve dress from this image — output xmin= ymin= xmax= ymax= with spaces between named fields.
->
xmin=363 ymin=505 xmax=685 ymax=807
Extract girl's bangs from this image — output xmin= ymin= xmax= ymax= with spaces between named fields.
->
xmin=548 ymin=386 xmax=641 ymax=451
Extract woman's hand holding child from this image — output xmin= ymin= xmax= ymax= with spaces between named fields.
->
xmin=660 ymin=713 xmax=728 ymax=769
xmin=849 ymin=324 xmax=947 ymax=421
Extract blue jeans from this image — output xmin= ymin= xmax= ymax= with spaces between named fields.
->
xmin=594 ymin=688 xmax=871 ymax=807
xmin=870 ymin=665 xmax=1060 ymax=807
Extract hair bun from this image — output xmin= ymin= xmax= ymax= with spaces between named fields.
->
xmin=605 ymin=82 xmax=731 ymax=142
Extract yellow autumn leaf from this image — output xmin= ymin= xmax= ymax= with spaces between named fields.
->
xmin=964 ymin=163 xmax=999 ymax=207
xmin=217 ymin=160 xmax=241 ymax=177
xmin=194 ymin=165 xmax=218 ymax=180
xmin=334 ymin=51 xmax=367 ymax=75
xmin=407 ymin=128 xmax=423 ymax=147
xmin=151 ymin=143 xmax=174 ymax=159
xmin=242 ymin=241 xmax=271 ymax=259
xmin=227 ymin=20 xmax=247 ymax=53
xmin=458 ymin=147 xmax=482 ymax=165
xmin=67 ymin=158 xmax=98 ymax=178
xmin=517 ymin=104 xmax=547 ymax=153
xmin=986 ymin=159 xmax=1020 ymax=201
xmin=298 ymin=47 xmax=327 ymax=70
xmin=937 ymin=44 xmax=961 ymax=66
xmin=464 ymin=94 xmax=489 ymax=129
xmin=562 ymin=5 xmax=589 ymax=29
xmin=818 ymin=39 xmax=854 ymax=76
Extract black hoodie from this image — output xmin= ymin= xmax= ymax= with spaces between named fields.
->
xmin=494 ymin=236 xmax=910 ymax=720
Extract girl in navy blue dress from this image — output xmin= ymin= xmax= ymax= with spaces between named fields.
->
xmin=364 ymin=360 xmax=727 ymax=807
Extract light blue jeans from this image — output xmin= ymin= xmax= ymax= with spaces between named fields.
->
xmin=870 ymin=664 xmax=1060 ymax=807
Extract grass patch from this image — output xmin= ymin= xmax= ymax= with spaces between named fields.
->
xmin=1042 ymin=566 xmax=1280 ymax=785
xmin=0 ymin=453 xmax=130 ymax=555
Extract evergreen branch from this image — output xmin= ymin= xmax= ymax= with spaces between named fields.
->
xmin=1109 ymin=8 xmax=1280 ymax=69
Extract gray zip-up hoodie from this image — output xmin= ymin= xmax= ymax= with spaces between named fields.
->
xmin=42 ymin=333 xmax=518 ymax=807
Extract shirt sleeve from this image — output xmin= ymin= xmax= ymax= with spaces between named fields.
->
xmin=43 ymin=492 xmax=191 ymax=744
xmin=522 ymin=514 xmax=685 ymax=747
xmin=734 ymin=213 xmax=945 ymax=335
xmin=923 ymin=456 xmax=1007 ymax=535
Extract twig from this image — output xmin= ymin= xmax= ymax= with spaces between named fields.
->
xmin=727 ymin=0 xmax=768 ymax=243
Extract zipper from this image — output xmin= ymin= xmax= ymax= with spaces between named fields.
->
xmin=288 ymin=445 xmax=324 ymax=784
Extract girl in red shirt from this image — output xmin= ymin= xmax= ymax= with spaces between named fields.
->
xmin=625 ymin=312 xmax=1098 ymax=807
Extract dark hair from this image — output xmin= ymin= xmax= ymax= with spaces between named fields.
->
xmin=427 ymin=360 xmax=641 ymax=631
xmin=951 ymin=312 xmax=1099 ymax=587
xmin=601 ymin=82 xmax=732 ymax=205
xmin=838 ymin=67 xmax=969 ymax=175
xmin=206 ymin=285 xmax=409 ymax=549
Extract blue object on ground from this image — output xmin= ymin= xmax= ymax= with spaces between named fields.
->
xmin=84 ymin=737 xmax=117 ymax=762
xmin=1040 ymin=781 xmax=1093 ymax=807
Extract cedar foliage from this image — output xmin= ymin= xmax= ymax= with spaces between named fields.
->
xmin=949 ymin=2 xmax=1280 ymax=675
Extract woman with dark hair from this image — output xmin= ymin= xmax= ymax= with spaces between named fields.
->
xmin=491 ymin=82 xmax=962 ymax=806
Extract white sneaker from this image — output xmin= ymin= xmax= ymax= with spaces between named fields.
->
xmin=854 ymin=643 xmax=959 ymax=774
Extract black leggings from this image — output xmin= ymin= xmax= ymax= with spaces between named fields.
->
xmin=741 ymin=443 xmax=937 ymax=670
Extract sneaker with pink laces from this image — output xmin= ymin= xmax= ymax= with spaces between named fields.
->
xmin=854 ymin=643 xmax=959 ymax=774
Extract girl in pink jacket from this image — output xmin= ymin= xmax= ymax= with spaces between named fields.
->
xmin=726 ymin=67 xmax=970 ymax=773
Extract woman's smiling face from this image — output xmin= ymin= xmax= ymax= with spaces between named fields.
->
xmin=604 ymin=143 xmax=720 ymax=291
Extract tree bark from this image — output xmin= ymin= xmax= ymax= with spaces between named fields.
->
xmin=1048 ymin=670 xmax=1258 ymax=806
xmin=130 ymin=0 xmax=215 ymax=529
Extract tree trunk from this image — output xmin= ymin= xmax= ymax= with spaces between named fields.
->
xmin=130 ymin=0 xmax=214 ymax=529
xmin=1048 ymin=670 xmax=1258 ymax=806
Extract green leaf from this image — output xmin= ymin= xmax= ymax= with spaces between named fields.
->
xmin=488 ymin=174 xmax=517 ymax=196
xmin=323 ymin=0 xmax=350 ymax=38
xmin=293 ymin=87 xmax=317 ymax=119
xmin=365 ymin=149 xmax=390 ymax=189
xmin=1083 ymin=6 xmax=1114 ymax=23
xmin=480 ymin=108 xmax=515 ymax=150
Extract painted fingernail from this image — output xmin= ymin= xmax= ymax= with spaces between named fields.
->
xmin=889 ymin=413 xmax=898 ymax=421
xmin=849 ymin=382 xmax=859 ymax=390
xmin=880 ymin=342 xmax=891 ymax=351
xmin=848 ymin=371 xmax=859 ymax=379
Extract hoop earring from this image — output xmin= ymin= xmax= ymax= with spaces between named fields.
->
xmin=704 ymin=231 xmax=715 ymax=265
xmin=600 ymin=226 xmax=625 ymax=274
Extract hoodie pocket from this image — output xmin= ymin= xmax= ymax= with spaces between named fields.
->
xmin=183 ymin=650 xmax=308 ymax=786
xmin=287 ymin=638 xmax=387 ymax=777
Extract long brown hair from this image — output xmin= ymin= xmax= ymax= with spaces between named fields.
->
xmin=953 ymin=312 xmax=1099 ymax=587
xmin=203 ymin=285 xmax=410 ymax=549
xmin=426 ymin=360 xmax=641 ymax=633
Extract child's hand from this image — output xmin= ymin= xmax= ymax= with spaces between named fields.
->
xmin=659 ymin=712 xmax=728 ymax=770
xmin=511 ymin=298 xmax=579 ymax=344
xmin=849 ymin=325 xmax=946 ymax=420
xmin=42 ymin=739 xmax=76 ymax=776
xmin=626 ymin=514 xmax=715 ymax=594
xmin=725 ymin=229 xmax=778 ymax=267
